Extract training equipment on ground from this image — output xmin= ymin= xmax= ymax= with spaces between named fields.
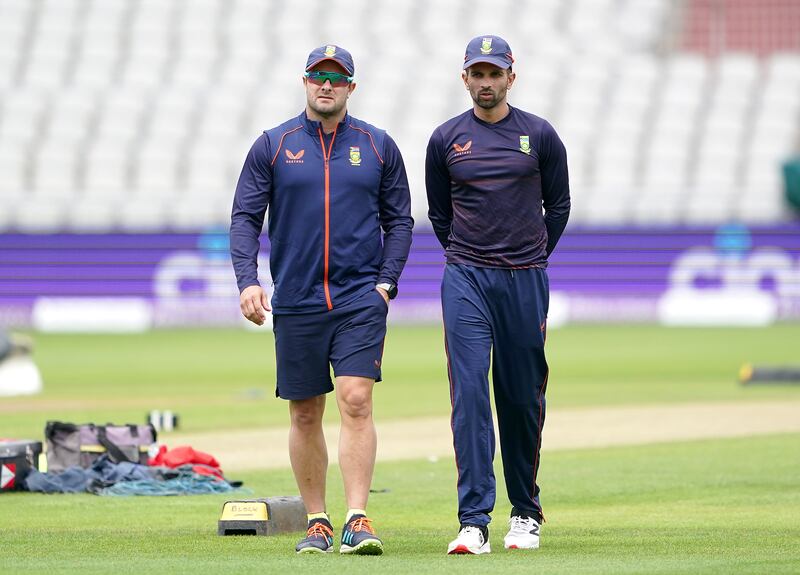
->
xmin=217 ymin=496 xmax=306 ymax=536
xmin=147 ymin=410 xmax=179 ymax=432
xmin=739 ymin=364 xmax=800 ymax=385
xmin=0 ymin=440 xmax=42 ymax=492
xmin=0 ymin=335 xmax=43 ymax=397
xmin=45 ymin=421 xmax=157 ymax=472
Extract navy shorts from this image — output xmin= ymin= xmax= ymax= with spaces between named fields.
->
xmin=272 ymin=288 xmax=389 ymax=400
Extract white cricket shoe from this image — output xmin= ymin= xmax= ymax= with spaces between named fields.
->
xmin=504 ymin=515 xmax=540 ymax=549
xmin=447 ymin=525 xmax=491 ymax=555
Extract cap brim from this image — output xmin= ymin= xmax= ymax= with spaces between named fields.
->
xmin=463 ymin=56 xmax=511 ymax=70
xmin=305 ymin=57 xmax=353 ymax=75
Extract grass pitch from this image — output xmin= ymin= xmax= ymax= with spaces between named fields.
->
xmin=1 ymin=433 xmax=798 ymax=574
xmin=2 ymin=324 xmax=799 ymax=438
xmin=1 ymin=324 xmax=799 ymax=573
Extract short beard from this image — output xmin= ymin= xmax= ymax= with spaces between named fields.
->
xmin=471 ymin=89 xmax=506 ymax=110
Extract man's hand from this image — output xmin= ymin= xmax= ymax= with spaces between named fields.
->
xmin=240 ymin=285 xmax=271 ymax=325
xmin=376 ymin=286 xmax=390 ymax=305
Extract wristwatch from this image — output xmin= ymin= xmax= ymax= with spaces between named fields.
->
xmin=375 ymin=283 xmax=398 ymax=300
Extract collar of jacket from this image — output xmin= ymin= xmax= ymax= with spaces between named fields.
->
xmin=300 ymin=111 xmax=352 ymax=135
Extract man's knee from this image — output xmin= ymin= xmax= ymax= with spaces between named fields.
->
xmin=337 ymin=379 xmax=374 ymax=420
xmin=290 ymin=396 xmax=325 ymax=429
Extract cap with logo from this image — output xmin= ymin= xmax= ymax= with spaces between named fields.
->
xmin=463 ymin=35 xmax=514 ymax=70
xmin=305 ymin=44 xmax=355 ymax=76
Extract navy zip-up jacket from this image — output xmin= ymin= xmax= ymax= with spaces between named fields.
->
xmin=426 ymin=105 xmax=570 ymax=267
xmin=231 ymin=111 xmax=414 ymax=314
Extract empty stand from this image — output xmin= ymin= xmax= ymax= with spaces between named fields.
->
xmin=0 ymin=0 xmax=798 ymax=231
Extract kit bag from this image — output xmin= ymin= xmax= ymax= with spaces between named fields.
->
xmin=45 ymin=421 xmax=157 ymax=473
xmin=0 ymin=440 xmax=43 ymax=491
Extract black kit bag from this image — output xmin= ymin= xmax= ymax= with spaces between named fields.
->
xmin=0 ymin=440 xmax=43 ymax=491
xmin=45 ymin=421 xmax=157 ymax=473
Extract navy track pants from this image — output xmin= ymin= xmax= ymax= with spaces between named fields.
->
xmin=442 ymin=263 xmax=549 ymax=526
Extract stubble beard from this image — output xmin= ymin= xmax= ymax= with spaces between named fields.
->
xmin=308 ymin=95 xmax=345 ymax=119
xmin=472 ymin=88 xmax=506 ymax=110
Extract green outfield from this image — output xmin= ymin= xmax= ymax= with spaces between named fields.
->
xmin=2 ymin=324 xmax=799 ymax=438
xmin=2 ymin=324 xmax=800 ymax=573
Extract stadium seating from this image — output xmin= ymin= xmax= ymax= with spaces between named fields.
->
xmin=0 ymin=0 xmax=798 ymax=231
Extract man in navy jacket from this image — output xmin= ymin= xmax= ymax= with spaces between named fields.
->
xmin=231 ymin=44 xmax=413 ymax=555
xmin=426 ymin=35 xmax=570 ymax=555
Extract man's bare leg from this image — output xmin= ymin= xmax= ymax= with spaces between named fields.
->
xmin=335 ymin=376 xmax=376 ymax=511
xmin=289 ymin=394 xmax=328 ymax=514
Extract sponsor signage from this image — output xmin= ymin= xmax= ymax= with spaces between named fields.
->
xmin=1 ymin=225 xmax=798 ymax=326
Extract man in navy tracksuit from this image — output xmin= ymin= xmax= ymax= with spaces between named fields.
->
xmin=230 ymin=45 xmax=413 ymax=555
xmin=426 ymin=35 xmax=570 ymax=555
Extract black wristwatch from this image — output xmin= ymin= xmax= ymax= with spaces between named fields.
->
xmin=376 ymin=283 xmax=398 ymax=300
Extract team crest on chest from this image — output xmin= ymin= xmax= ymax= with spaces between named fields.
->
xmin=349 ymin=146 xmax=362 ymax=165
xmin=519 ymin=135 xmax=531 ymax=154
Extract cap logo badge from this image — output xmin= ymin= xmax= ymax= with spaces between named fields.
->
xmin=519 ymin=136 xmax=531 ymax=154
xmin=349 ymin=146 xmax=361 ymax=165
xmin=325 ymin=45 xmax=336 ymax=57
xmin=480 ymin=37 xmax=493 ymax=54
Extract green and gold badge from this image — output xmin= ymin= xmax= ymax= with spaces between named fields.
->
xmin=349 ymin=146 xmax=362 ymax=166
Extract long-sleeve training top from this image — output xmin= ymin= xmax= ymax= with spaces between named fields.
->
xmin=426 ymin=105 xmax=570 ymax=268
xmin=231 ymin=111 xmax=414 ymax=314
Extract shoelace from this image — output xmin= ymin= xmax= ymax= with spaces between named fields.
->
xmin=508 ymin=516 xmax=538 ymax=535
xmin=348 ymin=517 xmax=375 ymax=534
xmin=307 ymin=521 xmax=334 ymax=539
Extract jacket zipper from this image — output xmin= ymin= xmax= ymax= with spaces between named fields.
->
xmin=318 ymin=126 xmax=338 ymax=311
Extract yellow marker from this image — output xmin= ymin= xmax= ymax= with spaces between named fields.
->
xmin=220 ymin=501 xmax=269 ymax=522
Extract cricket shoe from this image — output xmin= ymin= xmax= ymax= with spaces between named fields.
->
xmin=295 ymin=518 xmax=334 ymax=554
xmin=340 ymin=514 xmax=383 ymax=555
xmin=504 ymin=514 xmax=540 ymax=549
xmin=447 ymin=525 xmax=491 ymax=555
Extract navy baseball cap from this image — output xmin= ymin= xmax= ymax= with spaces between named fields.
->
xmin=305 ymin=44 xmax=355 ymax=76
xmin=463 ymin=35 xmax=514 ymax=69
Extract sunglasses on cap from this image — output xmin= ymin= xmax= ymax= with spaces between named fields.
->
xmin=304 ymin=70 xmax=353 ymax=87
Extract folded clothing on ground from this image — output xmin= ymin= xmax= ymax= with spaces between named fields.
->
xmin=24 ymin=453 xmax=244 ymax=496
